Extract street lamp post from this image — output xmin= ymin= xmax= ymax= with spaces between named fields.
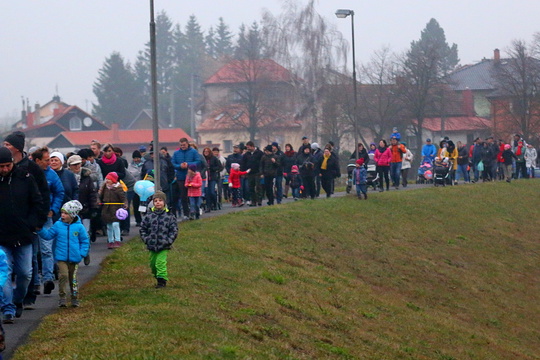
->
xmin=149 ymin=0 xmax=161 ymax=190
xmin=335 ymin=9 xmax=359 ymax=159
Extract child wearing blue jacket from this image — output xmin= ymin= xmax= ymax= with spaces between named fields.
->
xmin=38 ymin=200 xmax=89 ymax=307
xmin=352 ymin=158 xmax=368 ymax=200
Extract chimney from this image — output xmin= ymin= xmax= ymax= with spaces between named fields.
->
xmin=34 ymin=102 xmax=41 ymax=126
xmin=494 ymin=48 xmax=500 ymax=64
xmin=462 ymin=88 xmax=475 ymax=117
xmin=111 ymin=123 xmax=120 ymax=142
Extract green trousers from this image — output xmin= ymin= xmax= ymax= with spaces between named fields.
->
xmin=149 ymin=250 xmax=169 ymax=281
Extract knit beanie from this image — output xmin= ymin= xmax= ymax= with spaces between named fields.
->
xmin=188 ymin=164 xmax=197 ymax=172
xmin=4 ymin=131 xmax=25 ymax=153
xmin=356 ymin=158 xmax=365 ymax=166
xmin=231 ymin=163 xmax=240 ymax=170
xmin=106 ymin=171 xmax=119 ymax=183
xmin=0 ymin=147 xmax=13 ymax=163
xmin=311 ymin=143 xmax=319 ymax=150
xmin=153 ymin=190 xmax=167 ymax=203
xmin=50 ymin=151 xmax=65 ymax=165
xmin=61 ymin=200 xmax=83 ymax=218
xmin=291 ymin=165 xmax=299 ymax=173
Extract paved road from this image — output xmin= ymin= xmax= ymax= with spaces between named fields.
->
xmin=3 ymin=183 xmax=430 ymax=359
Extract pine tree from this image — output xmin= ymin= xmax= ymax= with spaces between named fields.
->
xmin=235 ymin=22 xmax=265 ymax=60
xmin=215 ymin=17 xmax=233 ymax=58
xmin=92 ymin=52 xmax=142 ymax=128
xmin=205 ymin=26 xmax=217 ymax=59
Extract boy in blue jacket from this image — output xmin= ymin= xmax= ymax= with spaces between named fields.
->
xmin=38 ymin=200 xmax=89 ymax=307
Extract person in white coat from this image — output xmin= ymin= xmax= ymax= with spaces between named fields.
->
xmin=401 ymin=143 xmax=414 ymax=187
xmin=525 ymin=144 xmax=537 ymax=178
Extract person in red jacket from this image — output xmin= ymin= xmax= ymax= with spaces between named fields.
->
xmin=228 ymin=163 xmax=250 ymax=207
xmin=389 ymin=136 xmax=407 ymax=189
xmin=185 ymin=164 xmax=203 ymax=220
xmin=374 ymin=140 xmax=392 ymax=192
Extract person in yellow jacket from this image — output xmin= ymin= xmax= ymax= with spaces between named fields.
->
xmin=439 ymin=140 xmax=458 ymax=184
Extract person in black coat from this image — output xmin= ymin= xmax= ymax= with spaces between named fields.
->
xmin=97 ymin=144 xmax=126 ymax=181
xmin=296 ymin=146 xmax=317 ymax=199
xmin=317 ymin=148 xmax=341 ymax=198
xmin=242 ymin=141 xmax=264 ymax=206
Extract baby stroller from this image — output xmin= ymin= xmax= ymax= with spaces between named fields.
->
xmin=417 ymin=157 xmax=434 ymax=184
xmin=346 ymin=158 xmax=358 ymax=194
xmin=433 ymin=159 xmax=453 ymax=186
xmin=366 ymin=154 xmax=379 ymax=191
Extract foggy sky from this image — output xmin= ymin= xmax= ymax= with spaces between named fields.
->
xmin=1 ymin=0 xmax=538 ymax=119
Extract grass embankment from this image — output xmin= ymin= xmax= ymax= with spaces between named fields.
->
xmin=15 ymin=181 xmax=540 ymax=359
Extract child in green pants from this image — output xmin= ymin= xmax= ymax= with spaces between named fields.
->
xmin=139 ymin=191 xmax=178 ymax=288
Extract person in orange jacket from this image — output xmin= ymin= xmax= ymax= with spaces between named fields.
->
xmin=389 ymin=136 xmax=407 ymax=189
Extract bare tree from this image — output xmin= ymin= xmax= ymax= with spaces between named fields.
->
xmin=262 ymin=0 xmax=348 ymax=143
xmin=356 ymin=47 xmax=404 ymax=143
xmin=491 ymin=39 xmax=540 ymax=143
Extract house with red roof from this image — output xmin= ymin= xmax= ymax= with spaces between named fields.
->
xmin=197 ymin=58 xmax=305 ymax=153
xmin=47 ymin=124 xmax=192 ymax=156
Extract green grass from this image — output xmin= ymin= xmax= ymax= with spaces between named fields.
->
xmin=14 ymin=180 xmax=540 ymax=359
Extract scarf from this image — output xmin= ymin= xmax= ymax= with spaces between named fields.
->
xmin=101 ymin=153 xmax=117 ymax=165
xmin=516 ymin=144 xmax=523 ymax=156
xmin=321 ymin=153 xmax=330 ymax=170
xmin=285 ymin=150 xmax=295 ymax=157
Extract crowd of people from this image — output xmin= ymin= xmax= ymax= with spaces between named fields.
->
xmin=0 ymin=128 xmax=537 ymax=351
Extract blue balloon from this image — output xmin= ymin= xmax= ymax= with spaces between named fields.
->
xmin=134 ymin=180 xmax=155 ymax=201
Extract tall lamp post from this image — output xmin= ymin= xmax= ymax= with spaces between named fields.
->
xmin=335 ymin=9 xmax=359 ymax=159
xmin=149 ymin=0 xmax=161 ymax=190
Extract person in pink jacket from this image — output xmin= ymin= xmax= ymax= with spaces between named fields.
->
xmin=374 ymin=139 xmax=392 ymax=192
xmin=185 ymin=164 xmax=203 ymax=220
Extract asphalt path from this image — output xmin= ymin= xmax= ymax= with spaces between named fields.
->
xmin=3 ymin=182 xmax=430 ymax=359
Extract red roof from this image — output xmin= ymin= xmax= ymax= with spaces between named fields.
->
xmin=205 ymin=59 xmax=299 ymax=85
xmin=53 ymin=127 xmax=192 ymax=147
xmin=197 ymin=106 xmax=301 ymax=132
xmin=419 ymin=116 xmax=492 ymax=132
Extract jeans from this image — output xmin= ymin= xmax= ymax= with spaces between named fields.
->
xmin=291 ymin=187 xmax=300 ymax=199
xmin=106 ymin=222 xmax=121 ymax=243
xmin=390 ymin=162 xmax=402 ymax=187
xmin=0 ymin=244 xmax=33 ymax=315
xmin=356 ymin=184 xmax=367 ymax=196
xmin=274 ymin=175 xmax=283 ymax=204
xmin=39 ymin=217 xmax=55 ymax=282
xmin=207 ymin=180 xmax=217 ymax=209
xmin=457 ymin=164 xmax=470 ymax=182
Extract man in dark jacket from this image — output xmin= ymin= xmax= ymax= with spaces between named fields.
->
xmin=242 ymin=141 xmax=264 ymax=206
xmin=260 ymin=145 xmax=280 ymax=206
xmin=0 ymin=147 xmax=44 ymax=323
xmin=271 ymin=142 xmax=285 ymax=204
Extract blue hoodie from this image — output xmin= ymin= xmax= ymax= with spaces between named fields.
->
xmin=38 ymin=216 xmax=89 ymax=263
xmin=45 ymin=167 xmax=65 ymax=216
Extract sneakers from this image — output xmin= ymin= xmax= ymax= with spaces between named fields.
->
xmin=84 ymin=254 xmax=91 ymax=266
xmin=107 ymin=242 xmax=115 ymax=249
xmin=58 ymin=298 xmax=67 ymax=308
xmin=33 ymin=284 xmax=41 ymax=295
xmin=155 ymin=278 xmax=167 ymax=288
xmin=15 ymin=303 xmax=23 ymax=318
xmin=71 ymin=299 xmax=80 ymax=307
xmin=44 ymin=280 xmax=55 ymax=294
xmin=2 ymin=314 xmax=14 ymax=324
xmin=114 ymin=241 xmax=122 ymax=248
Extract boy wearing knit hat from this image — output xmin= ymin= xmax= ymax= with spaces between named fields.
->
xmin=38 ymin=200 xmax=89 ymax=307
xmin=139 ymin=191 xmax=178 ymax=288
xmin=352 ymin=158 xmax=368 ymax=200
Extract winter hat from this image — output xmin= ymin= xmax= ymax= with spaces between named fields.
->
xmin=231 ymin=163 xmax=240 ymax=170
xmin=77 ymin=148 xmax=92 ymax=159
xmin=504 ymin=144 xmax=511 ymax=150
xmin=50 ymin=151 xmax=65 ymax=165
xmin=152 ymin=190 xmax=167 ymax=202
xmin=61 ymin=200 xmax=83 ymax=218
xmin=188 ymin=164 xmax=197 ymax=172
xmin=263 ymin=145 xmax=273 ymax=152
xmin=291 ymin=165 xmax=299 ymax=173
xmin=271 ymin=142 xmax=279 ymax=148
xmin=132 ymin=150 xmax=142 ymax=159
xmin=311 ymin=142 xmax=320 ymax=150
xmin=67 ymin=155 xmax=82 ymax=166
xmin=138 ymin=145 xmax=147 ymax=152
xmin=106 ymin=171 xmax=119 ymax=183
xmin=356 ymin=158 xmax=365 ymax=166
xmin=4 ymin=131 xmax=25 ymax=153
xmin=0 ymin=147 xmax=13 ymax=163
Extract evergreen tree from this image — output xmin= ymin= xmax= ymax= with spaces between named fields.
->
xmin=235 ymin=22 xmax=265 ymax=60
xmin=205 ymin=26 xmax=217 ymax=59
xmin=93 ymin=52 xmax=142 ymax=128
xmin=215 ymin=17 xmax=233 ymax=58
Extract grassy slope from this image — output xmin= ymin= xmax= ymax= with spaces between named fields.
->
xmin=14 ymin=181 xmax=540 ymax=360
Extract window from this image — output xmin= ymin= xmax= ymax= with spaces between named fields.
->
xmin=223 ymin=140 xmax=232 ymax=153
xmin=206 ymin=140 xmax=213 ymax=145
xmin=69 ymin=116 xmax=82 ymax=131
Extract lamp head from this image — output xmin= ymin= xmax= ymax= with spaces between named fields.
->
xmin=335 ymin=9 xmax=353 ymax=18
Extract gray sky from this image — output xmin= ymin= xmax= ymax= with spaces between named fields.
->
xmin=1 ymin=0 xmax=538 ymax=120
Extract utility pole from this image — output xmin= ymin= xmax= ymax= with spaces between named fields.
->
xmin=150 ymin=0 xmax=161 ymax=190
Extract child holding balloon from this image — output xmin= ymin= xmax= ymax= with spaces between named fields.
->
xmin=98 ymin=172 xmax=127 ymax=249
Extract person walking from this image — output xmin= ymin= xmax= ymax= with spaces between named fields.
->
xmin=374 ymin=140 xmax=391 ymax=192
xmin=317 ymin=147 xmax=340 ymax=198
xmin=260 ymin=145 xmax=280 ymax=206
xmin=171 ymin=138 xmax=200 ymax=220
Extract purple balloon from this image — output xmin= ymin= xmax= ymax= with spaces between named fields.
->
xmin=116 ymin=208 xmax=128 ymax=220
